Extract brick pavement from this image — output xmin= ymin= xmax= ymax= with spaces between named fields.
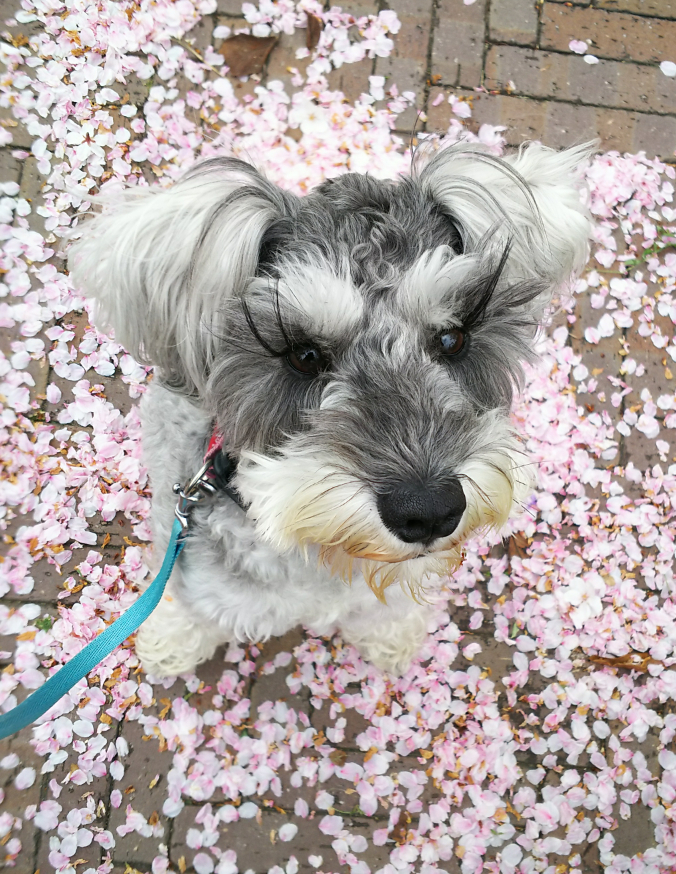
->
xmin=1 ymin=0 xmax=676 ymax=872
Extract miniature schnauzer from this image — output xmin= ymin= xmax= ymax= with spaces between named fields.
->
xmin=69 ymin=142 xmax=592 ymax=676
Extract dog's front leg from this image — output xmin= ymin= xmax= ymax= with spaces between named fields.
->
xmin=337 ymin=592 xmax=434 ymax=676
xmin=135 ymin=573 xmax=226 ymax=678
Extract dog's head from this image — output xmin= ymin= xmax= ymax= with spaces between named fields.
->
xmin=69 ymin=143 xmax=593 ymax=598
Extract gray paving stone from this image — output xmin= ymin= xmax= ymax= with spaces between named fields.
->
xmin=326 ymin=63 xmax=374 ymax=103
xmin=0 ymin=323 xmax=49 ymax=410
xmin=431 ymin=15 xmax=484 ymax=89
xmin=489 ymin=0 xmax=539 ymax=45
xmin=108 ymin=720 xmax=170 ymax=866
xmin=611 ymin=728 xmax=660 ymax=857
xmin=17 ymin=156 xmax=48 ymax=235
xmin=633 ymin=112 xmax=676 ymax=159
xmin=375 ymin=55 xmax=427 ymax=131
xmin=485 ymin=46 xmax=676 ymax=116
xmin=0 ymin=730 xmax=44 ymax=872
xmin=216 ymin=0 xmax=244 ymax=16
xmin=34 ymin=747 xmax=111 ymax=873
xmin=540 ymin=2 xmax=676 ymax=63
xmin=597 ymin=0 xmax=676 ymax=15
xmin=0 ymin=146 xmax=23 ymax=182
xmin=171 ymin=805 xmax=396 ymax=873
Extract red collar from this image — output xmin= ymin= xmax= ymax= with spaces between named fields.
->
xmin=204 ymin=426 xmax=224 ymax=463
xmin=202 ymin=426 xmax=247 ymax=511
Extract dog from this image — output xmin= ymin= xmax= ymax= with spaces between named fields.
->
xmin=68 ymin=142 xmax=593 ymax=677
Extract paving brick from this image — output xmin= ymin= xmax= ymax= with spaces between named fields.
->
xmin=425 ymin=86 xmax=477 ymax=133
xmin=216 ymin=0 xmax=244 ymax=16
xmin=623 ymin=317 xmax=675 ymax=411
xmin=455 ymin=634 xmax=516 ymax=687
xmin=469 ymin=93 xmax=548 ymax=143
xmin=265 ymin=29 xmax=311 ymax=94
xmin=326 ymin=63 xmax=374 ymax=103
xmin=489 ymin=0 xmax=539 ymax=46
xmin=545 ymin=101 xmax=637 ymax=153
xmin=633 ymin=112 xmax=676 ymax=158
xmin=621 ymin=425 xmax=665 ymax=471
xmin=310 ymin=700 xmax=370 ymax=747
xmin=485 ymin=45 xmax=676 ymax=116
xmin=596 ymin=0 xmax=676 ymax=17
xmin=544 ymin=98 xmax=602 ymax=150
xmin=376 ymin=55 xmax=427 ymax=130
xmin=612 ymin=784 xmax=656 ymax=856
xmin=0 ymin=146 xmax=23 ymax=181
xmin=431 ymin=0 xmax=485 ymax=88
xmin=375 ymin=0 xmax=432 ymax=129
xmin=17 ymin=156 xmax=50 ymax=235
xmin=612 ymin=727 xmax=659 ymax=855
xmin=3 ymin=521 xmax=132 ymax=604
xmin=388 ymin=13 xmax=431 ymax=57
xmin=34 ymin=747 xmax=112 ymax=874
xmin=386 ymin=0 xmax=434 ymax=20
xmin=0 ymin=112 xmax=33 ymax=150
xmin=249 ymin=629 xmax=310 ymax=718
xmin=0 ymin=731 xmax=44 ymax=873
xmin=578 ymin=58 xmax=676 ymax=116
xmin=108 ymin=720 xmax=169 ymax=866
xmin=0 ymin=605 xmax=59 ymax=681
xmin=0 ymin=323 xmax=50 ymax=409
xmin=576 ymin=313 xmax=624 ymax=372
xmin=253 ymin=628 xmax=305 ymax=672
xmin=171 ymin=807 xmax=352 ymax=873
xmin=328 ymin=0 xmax=380 ymax=14
xmin=118 ymin=73 xmax=151 ymax=111
xmin=540 ymin=2 xmax=676 ymax=63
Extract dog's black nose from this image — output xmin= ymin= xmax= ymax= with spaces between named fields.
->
xmin=377 ymin=480 xmax=466 ymax=545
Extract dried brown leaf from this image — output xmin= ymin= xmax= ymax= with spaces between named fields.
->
xmin=218 ymin=34 xmax=277 ymax=77
xmin=306 ymin=13 xmax=322 ymax=50
xmin=329 ymin=749 xmax=346 ymax=766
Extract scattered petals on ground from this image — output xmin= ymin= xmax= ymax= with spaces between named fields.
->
xmin=1 ymin=0 xmax=676 ymax=872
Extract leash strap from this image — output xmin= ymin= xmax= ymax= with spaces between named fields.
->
xmin=0 ymin=518 xmax=185 ymax=739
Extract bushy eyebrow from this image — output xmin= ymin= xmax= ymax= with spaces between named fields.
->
xmin=398 ymin=243 xmax=549 ymax=331
xmin=458 ymin=243 xmax=548 ymax=330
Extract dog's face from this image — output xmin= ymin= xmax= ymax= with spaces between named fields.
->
xmin=69 ymin=143 xmax=593 ymax=597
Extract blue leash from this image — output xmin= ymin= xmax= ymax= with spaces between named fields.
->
xmin=0 ymin=518 xmax=185 ymax=739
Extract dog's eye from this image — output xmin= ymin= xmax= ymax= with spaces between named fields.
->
xmin=439 ymin=329 xmax=465 ymax=357
xmin=286 ymin=346 xmax=327 ymax=376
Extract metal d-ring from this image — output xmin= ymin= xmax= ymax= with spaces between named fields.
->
xmin=173 ymin=459 xmax=217 ymax=531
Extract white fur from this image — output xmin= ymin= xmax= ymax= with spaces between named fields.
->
xmin=417 ymin=141 xmax=593 ymax=292
xmin=273 ymin=259 xmax=364 ymax=339
xmin=69 ymin=161 xmax=284 ymax=395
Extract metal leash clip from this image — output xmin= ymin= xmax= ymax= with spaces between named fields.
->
xmin=173 ymin=459 xmax=218 ymax=532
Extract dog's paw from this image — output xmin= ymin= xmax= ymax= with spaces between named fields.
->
xmin=135 ymin=595 xmax=223 ymax=678
xmin=341 ymin=608 xmax=429 ymax=676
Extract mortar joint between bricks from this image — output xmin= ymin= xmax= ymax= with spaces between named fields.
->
xmin=489 ymin=40 xmax=673 ymax=70
xmin=421 ymin=0 xmax=440 ymax=132
xmin=535 ymin=0 xmax=543 ymax=49
xmin=482 ymin=85 xmax=676 ymax=121
xmin=481 ymin=0 xmax=492 ymax=88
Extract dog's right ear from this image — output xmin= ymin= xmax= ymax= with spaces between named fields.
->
xmin=68 ymin=158 xmax=295 ymax=394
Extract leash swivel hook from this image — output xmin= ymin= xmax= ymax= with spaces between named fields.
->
xmin=173 ymin=459 xmax=218 ymax=532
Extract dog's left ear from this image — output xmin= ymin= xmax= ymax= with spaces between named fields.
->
xmin=68 ymin=158 xmax=296 ymax=395
xmin=417 ymin=141 xmax=595 ymax=291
